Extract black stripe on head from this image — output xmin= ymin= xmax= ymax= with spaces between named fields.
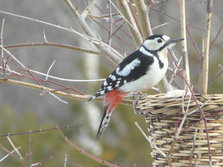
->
xmin=146 ymin=34 xmax=164 ymax=40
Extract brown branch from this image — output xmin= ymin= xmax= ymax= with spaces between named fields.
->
xmin=168 ymin=50 xmax=212 ymax=164
xmin=0 ymin=124 xmax=82 ymax=138
xmin=56 ymin=125 xmax=120 ymax=167
xmin=4 ymin=42 xmax=102 ymax=55
xmin=0 ymin=77 xmax=132 ymax=106
xmin=0 ymin=78 xmax=89 ymax=101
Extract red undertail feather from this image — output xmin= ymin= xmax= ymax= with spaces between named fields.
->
xmin=96 ymin=89 xmax=127 ymax=140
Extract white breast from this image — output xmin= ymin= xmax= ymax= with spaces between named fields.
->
xmin=119 ymin=55 xmax=168 ymax=93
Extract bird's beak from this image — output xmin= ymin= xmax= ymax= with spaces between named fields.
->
xmin=166 ymin=38 xmax=184 ymax=48
xmin=167 ymin=38 xmax=184 ymax=45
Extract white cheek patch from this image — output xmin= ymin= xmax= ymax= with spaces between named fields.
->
xmin=116 ymin=59 xmax=141 ymax=76
xmin=143 ymin=39 xmax=159 ymax=51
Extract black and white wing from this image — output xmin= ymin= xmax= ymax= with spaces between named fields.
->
xmin=89 ymin=50 xmax=154 ymax=101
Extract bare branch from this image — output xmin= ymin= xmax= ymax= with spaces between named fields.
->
xmin=0 ymin=146 xmax=21 ymax=162
xmin=201 ymin=0 xmax=213 ymax=94
xmin=0 ymin=124 xmax=83 ymax=138
xmin=0 ymin=10 xmax=122 ymax=64
xmin=1 ymin=19 xmax=5 ymax=74
xmin=134 ymin=122 xmax=167 ymax=158
xmin=64 ymin=0 xmax=123 ymax=64
xmin=63 ymin=154 xmax=68 ymax=167
xmin=0 ymin=78 xmax=90 ymax=101
xmin=57 ymin=125 xmax=120 ymax=167
xmin=5 ymin=42 xmax=103 ymax=55
xmin=81 ymin=0 xmax=98 ymax=19
xmin=115 ymin=0 xmax=142 ymax=46
xmin=45 ymin=60 xmax=56 ymax=81
xmin=180 ymin=0 xmax=190 ymax=84
xmin=7 ymin=137 xmax=24 ymax=160
xmin=134 ymin=0 xmax=152 ymax=38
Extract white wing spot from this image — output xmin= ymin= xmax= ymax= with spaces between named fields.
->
xmin=116 ymin=59 xmax=141 ymax=76
xmin=107 ymin=86 xmax=112 ymax=91
xmin=103 ymin=80 xmax=108 ymax=86
xmin=110 ymin=75 xmax=116 ymax=81
xmin=100 ymin=90 xmax=105 ymax=95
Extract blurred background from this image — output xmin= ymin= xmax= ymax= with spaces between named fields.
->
xmin=0 ymin=0 xmax=223 ymax=166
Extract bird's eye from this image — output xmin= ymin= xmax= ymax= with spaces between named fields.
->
xmin=157 ymin=39 xmax=162 ymax=43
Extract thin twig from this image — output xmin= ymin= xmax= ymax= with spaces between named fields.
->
xmin=0 ymin=51 xmax=105 ymax=83
xmin=1 ymin=46 xmax=25 ymax=68
xmin=7 ymin=137 xmax=23 ymax=160
xmin=0 ymin=78 xmax=90 ymax=101
xmin=175 ymin=93 xmax=192 ymax=138
xmin=41 ymin=89 xmax=68 ymax=104
xmin=28 ymin=132 xmax=33 ymax=166
xmin=81 ymin=0 xmax=98 ymax=19
xmin=0 ymin=124 xmax=83 ymax=138
xmin=210 ymin=64 xmax=223 ymax=83
xmin=134 ymin=122 xmax=167 ymax=158
xmin=168 ymin=50 xmax=212 ymax=163
xmin=201 ymin=0 xmax=213 ymax=95
xmin=189 ymin=128 xmax=198 ymax=166
xmin=0 ymin=10 xmax=122 ymax=64
xmin=64 ymin=0 xmax=122 ymax=64
xmin=150 ymin=7 xmax=206 ymax=32
xmin=210 ymin=24 xmax=223 ymax=48
xmin=45 ymin=60 xmax=56 ymax=81
xmin=108 ymin=0 xmax=113 ymax=46
xmin=56 ymin=125 xmax=120 ymax=167
xmin=64 ymin=154 xmax=68 ymax=167
xmin=0 ymin=146 xmax=21 ymax=162
xmin=152 ymin=22 xmax=168 ymax=31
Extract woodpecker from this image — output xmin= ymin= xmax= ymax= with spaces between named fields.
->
xmin=88 ymin=34 xmax=183 ymax=140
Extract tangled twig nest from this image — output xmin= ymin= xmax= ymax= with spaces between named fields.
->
xmin=136 ymin=93 xmax=223 ymax=167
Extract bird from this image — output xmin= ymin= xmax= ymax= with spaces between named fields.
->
xmin=88 ymin=34 xmax=183 ymax=140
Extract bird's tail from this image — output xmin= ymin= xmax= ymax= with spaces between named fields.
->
xmin=96 ymin=89 xmax=127 ymax=140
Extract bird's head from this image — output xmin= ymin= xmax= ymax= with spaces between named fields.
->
xmin=142 ymin=34 xmax=184 ymax=52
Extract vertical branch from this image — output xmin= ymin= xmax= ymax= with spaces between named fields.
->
xmin=108 ymin=0 xmax=113 ymax=46
xmin=180 ymin=0 xmax=190 ymax=84
xmin=1 ymin=19 xmax=5 ymax=74
xmin=201 ymin=0 xmax=213 ymax=94
xmin=116 ymin=0 xmax=143 ymax=46
xmin=134 ymin=0 xmax=153 ymax=39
